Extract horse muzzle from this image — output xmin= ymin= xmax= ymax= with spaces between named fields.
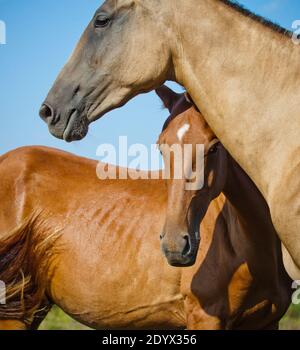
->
xmin=160 ymin=231 xmax=200 ymax=267
xmin=39 ymin=103 xmax=89 ymax=142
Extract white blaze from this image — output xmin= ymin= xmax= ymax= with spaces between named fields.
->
xmin=177 ymin=124 xmax=190 ymax=142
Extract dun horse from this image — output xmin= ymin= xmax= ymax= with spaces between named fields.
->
xmin=0 ymin=86 xmax=291 ymax=330
xmin=40 ymin=0 xmax=300 ymax=278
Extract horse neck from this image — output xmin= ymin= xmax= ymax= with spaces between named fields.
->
xmin=172 ymin=0 xmax=300 ymax=202
xmin=222 ymin=154 xmax=278 ymax=246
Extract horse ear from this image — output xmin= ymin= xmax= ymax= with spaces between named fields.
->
xmin=155 ymin=85 xmax=180 ymax=112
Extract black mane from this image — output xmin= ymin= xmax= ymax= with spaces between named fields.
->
xmin=220 ymin=0 xmax=292 ymax=37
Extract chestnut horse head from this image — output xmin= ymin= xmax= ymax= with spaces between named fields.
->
xmin=156 ymin=85 xmax=228 ymax=267
xmin=40 ymin=0 xmax=175 ymax=141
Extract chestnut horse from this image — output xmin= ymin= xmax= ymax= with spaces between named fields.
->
xmin=157 ymin=86 xmax=291 ymax=327
xmin=0 ymin=87 xmax=290 ymax=330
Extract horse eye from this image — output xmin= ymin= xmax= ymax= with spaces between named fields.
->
xmin=209 ymin=145 xmax=218 ymax=154
xmin=94 ymin=16 xmax=111 ymax=28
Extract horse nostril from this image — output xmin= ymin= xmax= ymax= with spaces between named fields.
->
xmin=39 ymin=103 xmax=54 ymax=122
xmin=73 ymin=85 xmax=80 ymax=97
xmin=182 ymin=235 xmax=191 ymax=257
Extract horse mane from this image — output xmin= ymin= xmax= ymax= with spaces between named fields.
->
xmin=0 ymin=215 xmax=61 ymax=327
xmin=220 ymin=0 xmax=292 ymax=37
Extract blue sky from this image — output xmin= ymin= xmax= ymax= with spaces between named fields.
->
xmin=0 ymin=0 xmax=299 ymax=167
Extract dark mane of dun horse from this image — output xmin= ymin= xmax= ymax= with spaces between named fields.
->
xmin=0 ymin=86 xmax=291 ymax=330
xmin=220 ymin=0 xmax=291 ymax=36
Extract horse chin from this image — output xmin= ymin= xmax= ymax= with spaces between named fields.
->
xmin=62 ymin=111 xmax=89 ymax=142
xmin=166 ymin=252 xmax=198 ymax=268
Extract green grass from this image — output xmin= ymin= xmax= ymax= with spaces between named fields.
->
xmin=39 ymin=304 xmax=300 ymax=330
xmin=39 ymin=306 xmax=90 ymax=330
xmin=280 ymin=304 xmax=300 ymax=330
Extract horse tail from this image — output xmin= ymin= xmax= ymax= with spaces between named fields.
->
xmin=0 ymin=215 xmax=61 ymax=327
